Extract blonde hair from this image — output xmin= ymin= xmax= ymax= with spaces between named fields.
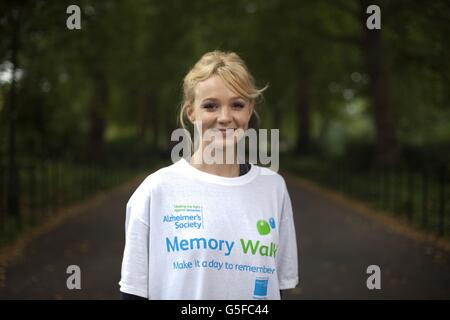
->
xmin=179 ymin=50 xmax=267 ymax=129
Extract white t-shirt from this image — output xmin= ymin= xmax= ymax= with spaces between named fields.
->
xmin=119 ymin=158 xmax=299 ymax=300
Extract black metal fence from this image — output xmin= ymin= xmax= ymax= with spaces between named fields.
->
xmin=285 ymin=159 xmax=449 ymax=237
xmin=0 ymin=160 xmax=141 ymax=245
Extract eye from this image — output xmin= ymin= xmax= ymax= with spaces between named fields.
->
xmin=202 ymin=103 xmax=218 ymax=110
xmin=232 ymin=102 xmax=245 ymax=109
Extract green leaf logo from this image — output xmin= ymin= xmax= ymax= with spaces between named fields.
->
xmin=256 ymin=219 xmax=271 ymax=236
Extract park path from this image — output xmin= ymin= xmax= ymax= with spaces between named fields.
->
xmin=0 ymin=171 xmax=449 ymax=299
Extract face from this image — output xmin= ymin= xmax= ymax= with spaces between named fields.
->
xmin=187 ymin=75 xmax=253 ymax=149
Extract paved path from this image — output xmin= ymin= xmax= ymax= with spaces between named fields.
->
xmin=283 ymin=175 xmax=450 ymax=299
xmin=0 ymin=173 xmax=449 ymax=299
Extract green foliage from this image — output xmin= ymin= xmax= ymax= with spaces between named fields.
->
xmin=0 ymin=0 xmax=448 ymax=164
xmin=1 ymin=0 xmax=449 ymax=244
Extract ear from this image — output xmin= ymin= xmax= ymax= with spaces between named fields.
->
xmin=186 ymin=105 xmax=195 ymax=123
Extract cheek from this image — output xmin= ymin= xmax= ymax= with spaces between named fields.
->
xmin=191 ymin=106 xmax=211 ymax=123
xmin=237 ymin=111 xmax=252 ymax=127
xmin=196 ymin=112 xmax=215 ymax=128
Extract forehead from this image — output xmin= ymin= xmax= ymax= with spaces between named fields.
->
xmin=194 ymin=75 xmax=242 ymax=100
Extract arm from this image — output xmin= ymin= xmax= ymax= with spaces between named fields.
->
xmin=119 ymin=183 xmax=151 ymax=299
xmin=121 ymin=291 xmax=147 ymax=300
xmin=276 ymin=179 xmax=299 ymax=292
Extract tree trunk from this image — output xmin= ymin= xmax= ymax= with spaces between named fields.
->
xmin=87 ymin=73 xmax=108 ymax=163
xmin=138 ymin=92 xmax=156 ymax=144
xmin=6 ymin=6 xmax=21 ymax=219
xmin=137 ymin=93 xmax=148 ymax=141
xmin=152 ymin=103 xmax=159 ymax=149
xmin=296 ymin=76 xmax=311 ymax=155
xmin=360 ymin=0 xmax=400 ymax=167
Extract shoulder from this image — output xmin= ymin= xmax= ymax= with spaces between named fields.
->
xmin=254 ymin=165 xmax=286 ymax=184
xmin=127 ymin=160 xmax=183 ymax=204
xmin=252 ymin=164 xmax=289 ymax=193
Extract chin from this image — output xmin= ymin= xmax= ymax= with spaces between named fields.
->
xmin=211 ymin=140 xmax=236 ymax=150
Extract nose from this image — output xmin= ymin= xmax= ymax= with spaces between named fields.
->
xmin=218 ymin=106 xmax=232 ymax=124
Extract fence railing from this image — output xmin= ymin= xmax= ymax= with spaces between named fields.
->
xmin=0 ymin=160 xmax=143 ymax=245
xmin=285 ymin=159 xmax=449 ymax=238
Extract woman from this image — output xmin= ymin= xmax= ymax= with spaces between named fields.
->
xmin=119 ymin=51 xmax=298 ymax=299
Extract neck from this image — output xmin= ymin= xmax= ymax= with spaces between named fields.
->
xmin=189 ymin=149 xmax=240 ymax=177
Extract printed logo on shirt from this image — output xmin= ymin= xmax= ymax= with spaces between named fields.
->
xmin=163 ymin=217 xmax=280 ymax=299
xmin=239 ymin=217 xmax=278 ymax=257
xmin=253 ymin=276 xmax=269 ymax=299
xmin=256 ymin=218 xmax=276 ymax=235
xmin=165 ymin=217 xmax=278 ymax=258
xmin=251 ymin=219 xmax=275 ymax=300
xmin=162 ymin=204 xmax=204 ymax=230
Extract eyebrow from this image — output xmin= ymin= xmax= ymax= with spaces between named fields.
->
xmin=201 ymin=96 xmax=246 ymax=103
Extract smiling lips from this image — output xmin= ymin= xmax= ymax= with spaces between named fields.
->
xmin=216 ymin=128 xmax=237 ymax=136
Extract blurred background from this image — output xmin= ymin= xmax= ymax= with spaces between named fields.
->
xmin=0 ymin=0 xmax=449 ymax=299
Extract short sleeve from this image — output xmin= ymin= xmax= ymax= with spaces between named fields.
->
xmin=119 ymin=182 xmax=151 ymax=298
xmin=276 ymin=179 xmax=299 ymax=290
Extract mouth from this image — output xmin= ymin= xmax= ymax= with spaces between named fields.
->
xmin=216 ymin=128 xmax=236 ymax=132
xmin=214 ymin=128 xmax=237 ymax=138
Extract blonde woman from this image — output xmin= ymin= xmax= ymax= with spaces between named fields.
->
xmin=119 ymin=51 xmax=298 ymax=300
